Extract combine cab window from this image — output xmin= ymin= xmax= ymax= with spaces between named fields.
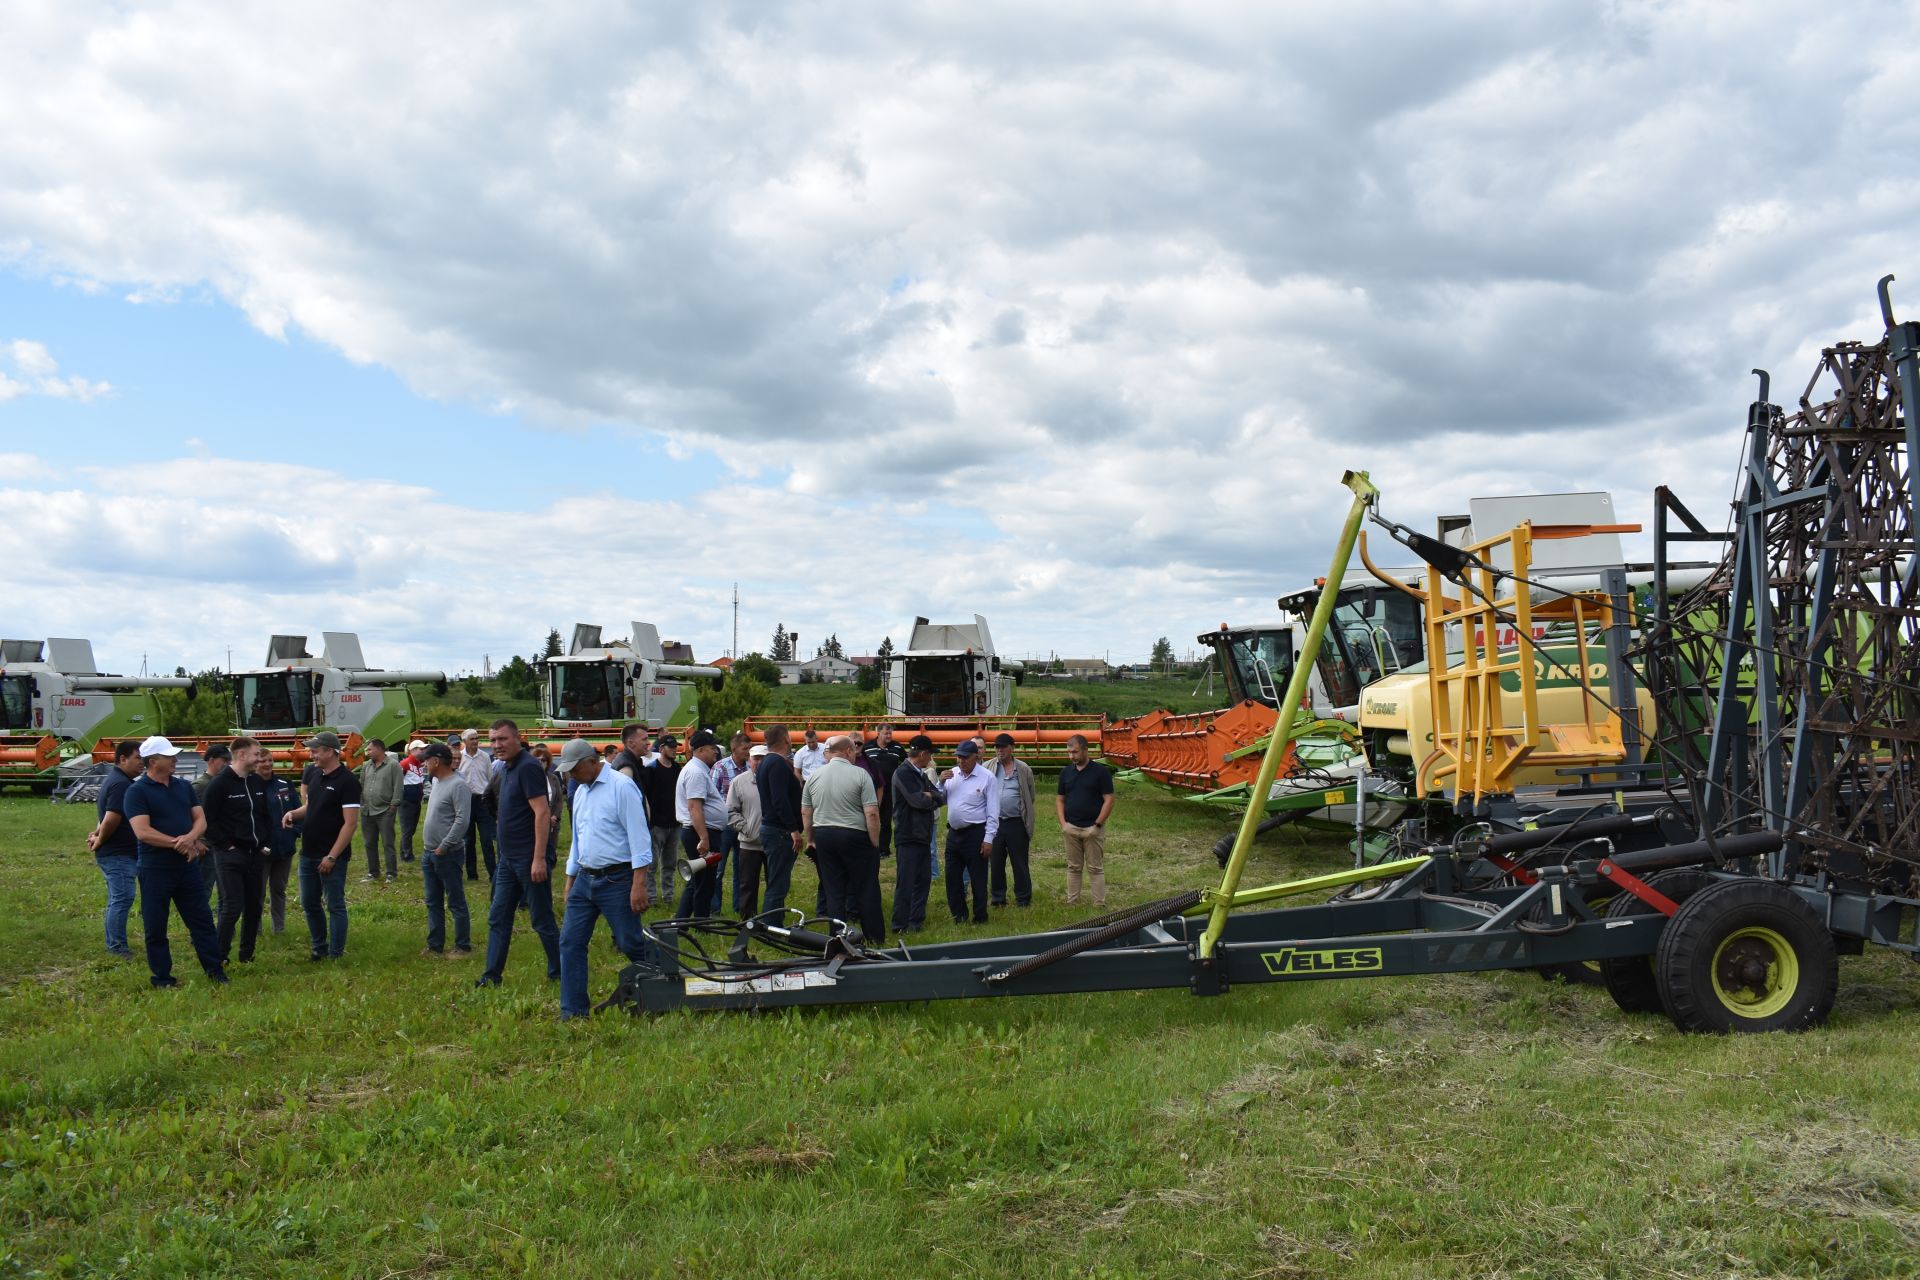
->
xmin=238 ymin=672 xmax=315 ymax=732
xmin=1321 ymin=588 xmax=1426 ymax=707
xmin=904 ymin=658 xmax=972 ymax=716
xmin=1219 ymin=631 xmax=1294 ymax=707
xmin=551 ymin=662 xmax=624 ymax=722
xmin=0 ymin=675 xmax=32 ymax=731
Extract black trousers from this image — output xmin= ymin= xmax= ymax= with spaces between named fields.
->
xmin=815 ymin=827 xmax=885 ymax=943
xmin=892 ymin=838 xmax=932 ymax=931
xmin=945 ymin=823 xmax=988 ymax=923
xmin=213 ymin=848 xmax=267 ymax=963
xmin=990 ymin=816 xmax=1032 ymax=906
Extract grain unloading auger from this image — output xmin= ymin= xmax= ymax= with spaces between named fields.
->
xmin=609 ymin=285 xmax=1920 ymax=1034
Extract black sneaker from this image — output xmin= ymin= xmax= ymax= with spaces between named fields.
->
xmin=151 ymin=977 xmax=181 ymax=989
xmin=308 ymin=950 xmax=328 ymax=962
xmin=207 ymin=971 xmax=231 ymax=985
xmin=474 ymin=975 xmax=501 ymax=988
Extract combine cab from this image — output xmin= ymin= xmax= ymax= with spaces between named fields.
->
xmin=529 ymin=623 xmax=723 ymax=753
xmin=208 ymin=632 xmax=445 ymax=772
xmin=746 ymin=614 xmax=1102 ymax=765
xmin=0 ymin=638 xmax=189 ymax=791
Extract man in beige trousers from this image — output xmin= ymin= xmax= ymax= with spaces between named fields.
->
xmin=1055 ymin=734 xmax=1116 ymax=907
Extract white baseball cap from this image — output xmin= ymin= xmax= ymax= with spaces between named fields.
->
xmin=138 ymin=735 xmax=182 ymax=758
xmin=749 ymin=744 xmax=768 ymax=758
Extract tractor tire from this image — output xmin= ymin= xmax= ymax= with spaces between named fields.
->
xmin=1598 ymin=869 xmax=1721 ymax=1014
xmin=1655 ymin=879 xmax=1837 ymax=1034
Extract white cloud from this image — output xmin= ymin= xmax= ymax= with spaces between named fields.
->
xmin=0 ymin=1 xmax=1917 ymax=662
xmin=0 ymin=339 xmax=111 ymax=402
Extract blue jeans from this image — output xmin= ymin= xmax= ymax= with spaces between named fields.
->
xmin=423 ymin=849 xmax=471 ymax=951
xmin=759 ymin=823 xmax=798 ymax=917
xmin=482 ymin=857 xmax=560 ymax=981
xmin=559 ymin=867 xmax=650 ymax=1017
xmin=135 ymin=848 xmax=224 ymax=985
xmin=95 ymin=854 xmax=138 ymax=955
xmin=298 ymin=854 xmax=350 ymax=957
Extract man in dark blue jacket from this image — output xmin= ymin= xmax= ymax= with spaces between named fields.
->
xmin=755 ymin=724 xmax=805 ymax=916
xmin=890 ymin=735 xmax=944 ymax=934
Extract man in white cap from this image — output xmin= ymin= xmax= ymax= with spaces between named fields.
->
xmin=726 ymin=744 xmax=768 ymax=916
xmin=554 ymin=736 xmax=652 ymax=1019
xmin=121 ymin=736 xmax=228 ymax=988
xmin=397 ymin=739 xmax=430 ymax=864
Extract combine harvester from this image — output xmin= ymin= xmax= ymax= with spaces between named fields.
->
xmin=744 ymin=614 xmax=1101 ymax=765
xmin=528 ymin=622 xmax=723 ymax=752
xmin=0 ymin=638 xmax=191 ymax=792
xmin=606 ymin=275 xmax=1920 ymax=1033
xmin=162 ymin=632 xmax=447 ymax=774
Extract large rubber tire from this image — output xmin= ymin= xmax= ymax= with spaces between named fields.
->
xmin=1655 ymin=879 xmax=1838 ymax=1033
xmin=1599 ymin=869 xmax=1721 ymax=1014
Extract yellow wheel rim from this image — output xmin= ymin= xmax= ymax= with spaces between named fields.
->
xmin=1710 ymin=925 xmax=1798 ymax=1019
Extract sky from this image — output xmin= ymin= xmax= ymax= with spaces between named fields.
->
xmin=2 ymin=0 xmax=1917 ymax=679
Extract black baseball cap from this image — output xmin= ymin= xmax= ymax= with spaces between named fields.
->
xmin=423 ymin=743 xmax=455 ymax=765
xmin=203 ymin=743 xmax=232 ymax=761
xmin=907 ymin=734 xmax=935 ymax=754
xmin=993 ymin=733 xmax=1015 ymax=748
xmin=688 ymin=729 xmax=720 ymax=751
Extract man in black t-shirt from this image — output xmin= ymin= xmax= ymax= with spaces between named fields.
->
xmin=283 ymin=732 xmax=361 ymax=960
xmin=476 ymin=718 xmax=560 ymax=987
xmin=1055 ymin=734 xmax=1116 ymax=908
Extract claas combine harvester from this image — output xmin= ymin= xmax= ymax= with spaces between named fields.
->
xmin=0 ymin=637 xmax=191 ymax=791
xmin=603 ymin=275 xmax=1920 ymax=1036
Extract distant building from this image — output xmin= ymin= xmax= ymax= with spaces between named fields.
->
xmin=798 ymin=654 xmax=859 ymax=684
xmin=711 ymin=656 xmax=734 ymax=671
xmin=1059 ymin=658 xmax=1111 ymax=679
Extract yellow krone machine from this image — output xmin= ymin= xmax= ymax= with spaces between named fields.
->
xmin=1354 ymin=500 xmax=1659 ymax=809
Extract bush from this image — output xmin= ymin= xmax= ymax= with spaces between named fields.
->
xmin=848 ymin=690 xmax=884 ymax=717
xmin=732 ymin=653 xmax=783 ymax=686
xmin=1012 ymin=692 xmax=1083 ymax=716
xmin=695 ymin=675 xmax=771 ymax=740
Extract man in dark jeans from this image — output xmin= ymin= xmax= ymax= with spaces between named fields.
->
xmin=475 ymin=719 xmax=559 ymax=987
xmin=986 ymin=733 xmax=1036 ymax=908
xmin=122 ymin=736 xmax=227 ymax=988
xmin=889 ymin=736 xmax=943 ymax=934
xmin=939 ymin=739 xmax=999 ymax=925
xmin=284 ymin=731 xmax=361 ymax=960
xmin=417 ymin=744 xmax=473 ymax=956
xmin=85 ymin=739 xmax=144 ymax=957
xmin=754 ymin=723 xmax=805 ymax=917
xmin=202 ymin=736 xmax=276 ymax=964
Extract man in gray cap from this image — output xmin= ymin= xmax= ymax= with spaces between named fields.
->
xmin=940 ymin=738 xmax=998 ymax=925
xmin=554 ymin=736 xmax=652 ymax=1018
xmin=281 ymin=731 xmax=361 ymax=960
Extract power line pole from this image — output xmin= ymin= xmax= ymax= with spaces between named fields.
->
xmin=732 ymin=582 xmax=740 ymax=660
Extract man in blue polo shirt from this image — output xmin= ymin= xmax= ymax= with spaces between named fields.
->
xmin=121 ymin=736 xmax=228 ymax=988
xmin=476 ymin=718 xmax=560 ymax=988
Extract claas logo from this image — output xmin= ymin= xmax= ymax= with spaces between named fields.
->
xmin=1260 ymin=947 xmax=1384 ymax=976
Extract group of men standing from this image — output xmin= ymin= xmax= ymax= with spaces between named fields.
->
xmin=81 ymin=717 xmax=1118 ymax=1017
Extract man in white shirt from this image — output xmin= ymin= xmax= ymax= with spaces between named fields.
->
xmin=940 ymin=739 xmax=999 ymax=925
xmin=457 ymin=729 xmax=496 ymax=882
xmin=793 ymin=728 xmax=828 ymax=781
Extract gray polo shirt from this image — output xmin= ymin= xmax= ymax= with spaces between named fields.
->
xmin=801 ymin=757 xmax=877 ymax=831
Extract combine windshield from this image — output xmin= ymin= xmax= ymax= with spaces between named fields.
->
xmin=0 ymin=675 xmax=32 ymax=731
xmin=1219 ymin=630 xmax=1294 ymax=707
xmin=550 ymin=661 xmax=624 ymax=722
xmin=238 ymin=671 xmax=315 ymax=732
xmin=903 ymin=658 xmax=973 ymax=716
xmin=1320 ymin=588 xmax=1425 ymax=707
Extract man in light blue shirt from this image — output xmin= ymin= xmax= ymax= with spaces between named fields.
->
xmin=940 ymin=739 xmax=1000 ymax=925
xmin=555 ymin=737 xmax=653 ymax=1019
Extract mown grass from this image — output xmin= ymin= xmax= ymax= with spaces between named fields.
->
xmin=7 ymin=784 xmax=1920 ymax=1278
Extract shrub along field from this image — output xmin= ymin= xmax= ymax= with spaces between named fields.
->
xmin=6 ymin=780 xmax=1920 ymax=1278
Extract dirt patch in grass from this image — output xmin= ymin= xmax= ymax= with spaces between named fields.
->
xmin=698 ymin=1142 xmax=834 ymax=1176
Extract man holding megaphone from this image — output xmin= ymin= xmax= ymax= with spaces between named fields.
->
xmin=674 ymin=730 xmax=728 ymax=917
xmin=554 ymin=737 xmax=653 ymax=1021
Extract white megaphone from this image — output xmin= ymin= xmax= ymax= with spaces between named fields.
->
xmin=679 ymin=849 xmax=725 ymax=882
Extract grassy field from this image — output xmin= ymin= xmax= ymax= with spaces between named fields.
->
xmin=7 ymin=782 xmax=1920 ymax=1278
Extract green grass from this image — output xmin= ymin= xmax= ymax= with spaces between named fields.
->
xmin=7 ymin=786 xmax=1920 ymax=1278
